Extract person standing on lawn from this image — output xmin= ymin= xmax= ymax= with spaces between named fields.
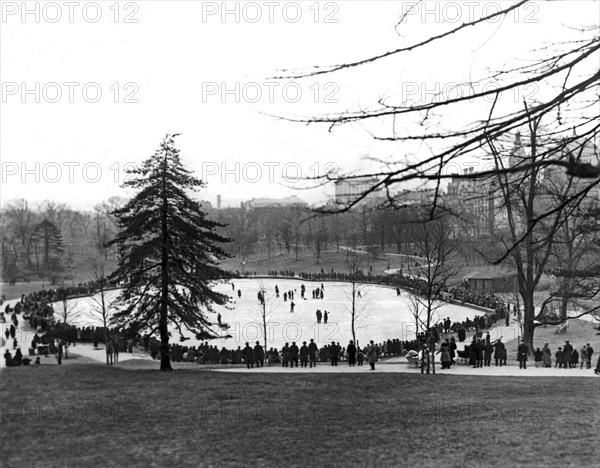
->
xmin=484 ymin=340 xmax=493 ymax=366
xmin=299 ymin=342 xmax=309 ymax=368
xmin=330 ymin=341 xmax=339 ymax=366
xmin=449 ymin=336 xmax=457 ymax=366
xmin=555 ymin=347 xmax=564 ymax=368
xmin=579 ymin=344 xmax=588 ymax=369
xmin=243 ymin=342 xmax=254 ymax=369
xmin=290 ymin=342 xmax=299 ymax=367
xmin=347 ymin=340 xmax=357 ymax=366
xmin=494 ymin=338 xmax=505 ymax=367
xmin=517 ymin=340 xmax=529 ymax=369
xmin=585 ymin=344 xmax=593 ymax=369
xmin=563 ymin=341 xmax=573 ymax=368
xmin=308 ymin=339 xmax=318 ymax=368
xmin=439 ymin=339 xmax=451 ymax=369
xmin=281 ymin=343 xmax=290 ymax=368
xmin=476 ymin=339 xmax=485 ymax=368
xmin=254 ymin=341 xmax=265 ymax=367
xmin=542 ymin=343 xmax=552 ymax=368
xmin=570 ymin=348 xmax=579 ymax=368
xmin=534 ymin=348 xmax=543 ymax=367
xmin=366 ymin=340 xmax=377 ymax=370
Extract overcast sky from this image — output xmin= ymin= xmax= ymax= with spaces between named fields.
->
xmin=1 ymin=0 xmax=598 ymax=210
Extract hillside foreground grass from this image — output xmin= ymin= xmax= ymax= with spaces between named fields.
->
xmin=1 ymin=364 xmax=598 ymax=468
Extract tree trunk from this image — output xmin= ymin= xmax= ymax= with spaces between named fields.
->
xmin=351 ymin=284 xmax=356 ymax=344
xmin=159 ymin=156 xmax=172 ymax=372
xmin=522 ymin=296 xmax=536 ymax=355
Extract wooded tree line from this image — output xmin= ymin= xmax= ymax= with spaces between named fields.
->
xmin=0 ymin=197 xmax=124 ymax=283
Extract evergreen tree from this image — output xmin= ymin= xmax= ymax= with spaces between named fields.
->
xmin=107 ymin=134 xmax=231 ymax=371
xmin=31 ymin=219 xmax=64 ymax=277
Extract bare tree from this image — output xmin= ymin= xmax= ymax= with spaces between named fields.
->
xmin=40 ymin=201 xmax=70 ymax=233
xmin=344 ymin=254 xmax=369 ymax=345
xmin=488 ymin=113 xmax=599 ymax=350
xmin=406 ymin=217 xmax=459 ymax=374
xmin=255 ymin=280 xmax=273 ymax=359
xmin=277 ymin=2 xmax=599 ymax=239
xmin=89 ymin=261 xmax=118 ymax=366
xmin=54 ymin=284 xmax=81 ymax=325
xmin=4 ymin=199 xmax=35 ymax=267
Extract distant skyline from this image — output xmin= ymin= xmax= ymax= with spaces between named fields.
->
xmin=2 ymin=1 xmax=597 ymax=210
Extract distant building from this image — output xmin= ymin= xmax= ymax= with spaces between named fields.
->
xmin=462 ymin=270 xmax=514 ymax=293
xmin=200 ymin=200 xmax=212 ymax=209
xmin=393 ymin=189 xmax=436 ymax=206
xmin=443 ymin=168 xmax=495 ymax=237
xmin=334 ymin=176 xmax=382 ymax=205
xmin=217 ymin=195 xmax=222 ymax=209
xmin=241 ymin=195 xmax=308 ymax=210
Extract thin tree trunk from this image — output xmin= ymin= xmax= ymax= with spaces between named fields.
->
xmin=159 ymin=155 xmax=172 ymax=371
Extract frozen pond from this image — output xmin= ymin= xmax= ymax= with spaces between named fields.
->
xmin=57 ymin=278 xmax=485 ymax=349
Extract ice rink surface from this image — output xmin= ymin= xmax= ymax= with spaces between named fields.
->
xmin=58 ymin=278 xmax=493 ymax=349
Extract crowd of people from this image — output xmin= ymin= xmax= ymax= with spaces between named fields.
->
xmin=2 ymin=277 xmax=598 ymax=375
xmin=530 ymin=341 xmax=595 ymax=369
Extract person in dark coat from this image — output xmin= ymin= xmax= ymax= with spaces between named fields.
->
xmin=13 ymin=349 xmax=23 ymax=366
xmin=534 ymin=348 xmax=543 ymax=367
xmin=357 ymin=348 xmax=364 ymax=366
xmin=585 ymin=344 xmax=594 ymax=369
xmin=469 ymin=343 xmax=477 ymax=367
xmin=476 ymin=339 xmax=484 ymax=368
xmin=308 ymin=339 xmax=318 ymax=368
xmin=449 ymin=337 xmax=457 ymax=365
xmin=483 ymin=341 xmax=493 ymax=366
xmin=330 ymin=342 xmax=339 ymax=366
xmin=570 ymin=348 xmax=579 ymax=368
xmin=299 ymin=342 xmax=309 ymax=367
xmin=555 ymin=347 xmax=564 ymax=368
xmin=243 ymin=342 xmax=255 ymax=369
xmin=290 ymin=342 xmax=299 ymax=367
xmin=494 ymin=338 xmax=505 ymax=367
xmin=254 ymin=341 xmax=265 ymax=367
xmin=347 ymin=340 xmax=357 ymax=366
xmin=281 ymin=343 xmax=291 ymax=367
xmin=4 ymin=349 xmax=14 ymax=366
xmin=517 ymin=340 xmax=529 ymax=369
xmin=563 ymin=341 xmax=573 ymax=368
xmin=323 ymin=311 xmax=328 ymax=324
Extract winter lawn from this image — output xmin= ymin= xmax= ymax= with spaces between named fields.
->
xmin=1 ymin=364 xmax=599 ymax=468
